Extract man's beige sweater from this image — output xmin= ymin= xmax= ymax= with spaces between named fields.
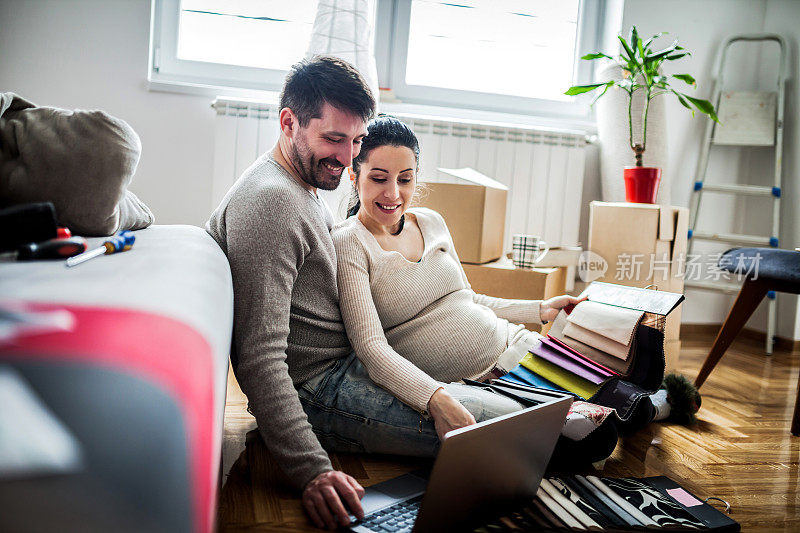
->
xmin=331 ymin=207 xmax=543 ymax=413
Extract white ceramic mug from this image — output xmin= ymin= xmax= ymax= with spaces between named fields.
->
xmin=512 ymin=234 xmax=549 ymax=268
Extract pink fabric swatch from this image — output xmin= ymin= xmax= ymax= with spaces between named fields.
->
xmin=667 ymin=488 xmax=703 ymax=507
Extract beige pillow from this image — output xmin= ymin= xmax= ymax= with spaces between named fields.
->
xmin=0 ymin=92 xmax=154 ymax=236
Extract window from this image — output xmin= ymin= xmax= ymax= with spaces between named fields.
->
xmin=404 ymin=1 xmax=579 ymax=100
xmin=176 ymin=1 xmax=317 ymax=71
xmin=150 ymin=0 xmax=610 ymax=118
xmin=378 ymin=0 xmax=606 ymax=117
xmin=150 ymin=0 xmax=319 ymax=92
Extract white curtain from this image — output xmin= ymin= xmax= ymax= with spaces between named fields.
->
xmin=306 ymin=0 xmax=379 ymax=221
xmin=306 ymin=0 xmax=379 ymax=107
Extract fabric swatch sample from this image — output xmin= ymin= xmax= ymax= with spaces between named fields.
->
xmin=574 ymin=475 xmax=643 ymax=529
xmin=521 ymin=353 xmax=601 ymax=400
xmin=539 ymin=478 xmax=603 ymax=530
xmin=472 ymin=379 xmax=568 ymax=406
xmin=560 ymin=400 xmax=615 ymax=441
xmin=666 ymin=487 xmax=703 ymax=507
xmin=602 ymin=477 xmax=706 ymax=529
xmin=536 ymin=488 xmax=587 ymax=530
xmin=563 ymin=476 xmax=630 ymax=529
xmin=564 ymin=320 xmax=633 ymax=360
xmin=502 ymin=364 xmax=567 ymax=392
xmin=549 ymin=477 xmax=613 ymax=529
xmin=586 ymin=475 xmax=658 ymax=528
xmin=545 ymin=335 xmax=619 ymax=376
xmin=532 ymin=341 xmax=608 ymax=384
xmin=566 ymin=300 xmax=644 ymax=346
xmin=550 ymin=311 xmax=635 ymax=376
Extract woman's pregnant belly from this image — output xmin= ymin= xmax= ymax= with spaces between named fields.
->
xmin=383 ymin=290 xmax=508 ymax=383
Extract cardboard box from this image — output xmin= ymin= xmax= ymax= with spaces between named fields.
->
xmin=664 ymin=339 xmax=682 ymax=374
xmin=417 ymin=168 xmax=508 ymax=264
xmin=588 ymin=201 xmax=688 ymax=292
xmin=509 ymin=246 xmax=583 ymax=292
xmin=664 ymin=305 xmax=682 ymax=342
xmin=588 ymin=202 xmax=688 ymax=339
xmin=461 ymin=257 xmax=566 ymax=332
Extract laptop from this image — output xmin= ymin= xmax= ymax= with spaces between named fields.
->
xmin=349 ymin=394 xmax=573 ymax=533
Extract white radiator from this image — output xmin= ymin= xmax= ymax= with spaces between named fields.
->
xmin=212 ymin=98 xmax=587 ymax=250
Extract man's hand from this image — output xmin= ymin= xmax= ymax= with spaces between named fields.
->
xmin=427 ymin=387 xmax=476 ymax=441
xmin=539 ymin=294 xmax=588 ymax=323
xmin=302 ymin=470 xmax=365 ymax=530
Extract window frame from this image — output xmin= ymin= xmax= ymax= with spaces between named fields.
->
xmin=376 ymin=0 xmax=607 ymax=119
xmin=149 ymin=0 xmax=307 ymax=93
xmin=149 ymin=0 xmax=613 ymax=120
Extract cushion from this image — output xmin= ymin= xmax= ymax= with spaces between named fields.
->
xmin=719 ymin=247 xmax=800 ymax=285
xmin=0 ymin=92 xmax=153 ymax=236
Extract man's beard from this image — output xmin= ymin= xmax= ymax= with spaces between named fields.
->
xmin=289 ymin=131 xmax=343 ymax=191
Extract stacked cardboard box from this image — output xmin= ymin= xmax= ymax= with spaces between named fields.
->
xmin=462 ymin=258 xmax=566 ymax=333
xmin=416 ymin=168 xmax=569 ymax=339
xmin=588 ymin=202 xmax=689 ymax=372
xmin=416 ymin=168 xmax=508 ymax=264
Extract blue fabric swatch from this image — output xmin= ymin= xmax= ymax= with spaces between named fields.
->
xmin=501 ymin=364 xmax=567 ymax=392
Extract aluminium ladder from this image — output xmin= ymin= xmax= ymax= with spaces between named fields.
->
xmin=686 ymin=34 xmax=787 ymax=354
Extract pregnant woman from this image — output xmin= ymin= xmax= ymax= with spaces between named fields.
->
xmin=298 ymin=115 xmax=616 ymax=464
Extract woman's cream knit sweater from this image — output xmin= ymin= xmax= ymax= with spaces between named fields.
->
xmin=331 ymin=207 xmax=543 ymax=413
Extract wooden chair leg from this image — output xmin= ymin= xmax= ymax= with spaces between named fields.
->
xmin=793 ymin=374 xmax=800 ymax=436
xmin=695 ymin=279 xmax=769 ymax=389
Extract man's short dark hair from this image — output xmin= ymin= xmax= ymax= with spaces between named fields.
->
xmin=280 ymin=55 xmax=376 ymax=127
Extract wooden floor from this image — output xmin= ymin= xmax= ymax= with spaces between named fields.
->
xmin=217 ymin=331 xmax=800 ymax=532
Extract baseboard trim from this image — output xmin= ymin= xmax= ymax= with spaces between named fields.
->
xmin=682 ymin=323 xmax=800 ymax=351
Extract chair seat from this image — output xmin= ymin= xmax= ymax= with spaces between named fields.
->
xmin=719 ymin=248 xmax=800 ymax=285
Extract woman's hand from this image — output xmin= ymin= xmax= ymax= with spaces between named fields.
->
xmin=539 ymin=294 xmax=588 ymax=323
xmin=427 ymin=387 xmax=476 ymax=441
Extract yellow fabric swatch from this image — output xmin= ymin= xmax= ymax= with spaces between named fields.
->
xmin=520 ymin=353 xmax=601 ymax=400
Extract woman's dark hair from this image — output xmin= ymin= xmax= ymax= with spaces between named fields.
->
xmin=347 ymin=115 xmax=420 ymax=218
xmin=280 ymin=55 xmax=375 ymax=126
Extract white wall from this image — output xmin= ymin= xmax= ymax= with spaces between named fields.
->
xmin=621 ymin=0 xmax=800 ymax=339
xmin=2 ymin=0 xmax=798 ymax=338
xmin=0 ymin=0 xmax=215 ymax=226
xmin=759 ymin=0 xmax=800 ymax=342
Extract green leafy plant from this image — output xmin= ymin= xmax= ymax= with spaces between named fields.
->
xmin=566 ymin=26 xmax=720 ymax=167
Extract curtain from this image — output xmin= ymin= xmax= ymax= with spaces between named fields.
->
xmin=306 ymin=0 xmax=379 ymax=106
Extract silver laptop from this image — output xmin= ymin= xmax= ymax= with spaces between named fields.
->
xmin=350 ymin=395 xmax=573 ymax=533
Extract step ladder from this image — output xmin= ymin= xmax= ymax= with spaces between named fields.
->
xmin=687 ymin=33 xmax=787 ymax=354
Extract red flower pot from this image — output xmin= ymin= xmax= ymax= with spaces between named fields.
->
xmin=624 ymin=167 xmax=662 ymax=203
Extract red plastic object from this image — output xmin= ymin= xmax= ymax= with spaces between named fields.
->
xmin=624 ymin=167 xmax=662 ymax=203
xmin=57 ymin=227 xmax=72 ymax=239
xmin=3 ymin=305 xmax=216 ymax=533
xmin=16 ymin=237 xmax=88 ymax=260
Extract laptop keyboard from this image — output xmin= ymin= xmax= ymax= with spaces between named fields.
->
xmin=354 ymin=494 xmax=423 ymax=532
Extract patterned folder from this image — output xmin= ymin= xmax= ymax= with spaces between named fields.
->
xmin=474 ymin=475 xmax=740 ymax=533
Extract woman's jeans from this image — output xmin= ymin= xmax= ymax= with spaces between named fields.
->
xmin=297 ymin=352 xmax=620 ymax=466
xmin=297 ymin=352 xmax=524 ymax=457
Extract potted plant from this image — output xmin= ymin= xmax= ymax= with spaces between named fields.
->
xmin=566 ymin=26 xmax=719 ymax=203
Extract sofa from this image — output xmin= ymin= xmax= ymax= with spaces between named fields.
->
xmin=0 ymin=225 xmax=233 ymax=533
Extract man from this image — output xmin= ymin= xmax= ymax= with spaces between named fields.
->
xmin=206 ymin=55 xmax=374 ymax=530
